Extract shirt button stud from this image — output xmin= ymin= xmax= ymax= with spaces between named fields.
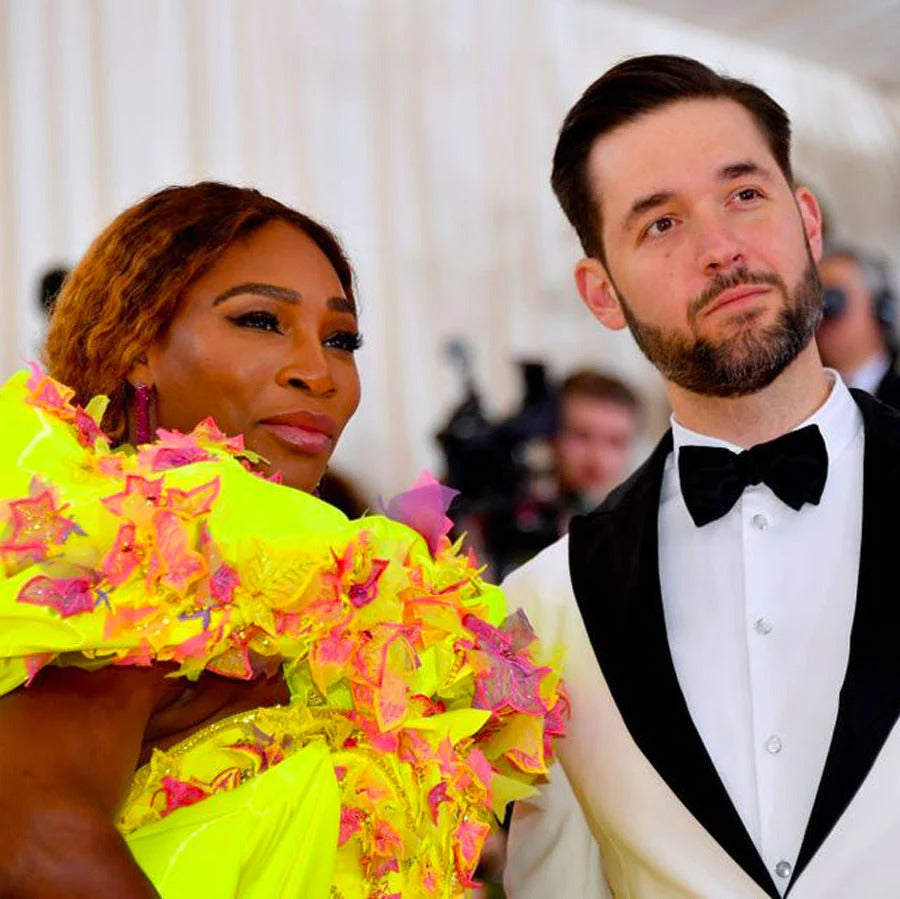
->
xmin=765 ymin=735 xmax=783 ymax=754
xmin=775 ymin=860 xmax=792 ymax=879
xmin=752 ymin=513 xmax=768 ymax=530
xmin=754 ymin=618 xmax=773 ymax=635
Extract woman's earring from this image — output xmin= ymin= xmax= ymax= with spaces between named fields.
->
xmin=134 ymin=384 xmax=155 ymax=444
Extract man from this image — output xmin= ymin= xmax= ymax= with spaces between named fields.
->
xmin=816 ymin=246 xmax=900 ymax=408
xmin=503 ymin=55 xmax=900 ymax=898
xmin=554 ymin=368 xmax=640 ymax=522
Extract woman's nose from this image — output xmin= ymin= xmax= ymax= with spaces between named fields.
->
xmin=274 ymin=336 xmax=336 ymax=396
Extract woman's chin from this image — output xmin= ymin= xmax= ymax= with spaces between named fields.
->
xmin=243 ymin=433 xmax=328 ymax=493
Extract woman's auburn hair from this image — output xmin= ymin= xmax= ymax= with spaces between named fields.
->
xmin=44 ymin=181 xmax=356 ymax=444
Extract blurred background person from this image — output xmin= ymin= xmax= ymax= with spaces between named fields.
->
xmin=38 ymin=266 xmax=68 ymax=318
xmin=437 ymin=347 xmax=642 ymax=578
xmin=438 ymin=350 xmax=558 ymax=579
xmin=816 ymin=246 xmax=900 ymax=408
xmin=554 ymin=368 xmax=640 ymax=524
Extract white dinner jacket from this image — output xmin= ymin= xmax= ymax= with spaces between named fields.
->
xmin=504 ymin=391 xmax=900 ymax=898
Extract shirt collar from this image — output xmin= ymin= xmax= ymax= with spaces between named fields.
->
xmin=670 ymin=369 xmax=862 ymax=465
xmin=846 ymin=351 xmax=891 ymax=394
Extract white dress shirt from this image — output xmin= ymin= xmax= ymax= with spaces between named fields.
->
xmin=660 ymin=372 xmax=864 ymax=892
xmin=846 ymin=350 xmax=890 ymax=395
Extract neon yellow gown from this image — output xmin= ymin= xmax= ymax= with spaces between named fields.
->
xmin=0 ymin=367 xmax=566 ymax=898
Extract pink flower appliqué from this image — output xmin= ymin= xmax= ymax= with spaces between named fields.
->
xmin=465 ymin=610 xmax=551 ymax=716
xmin=18 ymin=575 xmax=95 ymax=618
xmin=380 ymin=472 xmax=458 ymax=556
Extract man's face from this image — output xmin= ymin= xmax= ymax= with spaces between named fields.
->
xmin=576 ymin=98 xmax=824 ymax=397
xmin=555 ymin=395 xmax=637 ymax=502
xmin=816 ymin=254 xmax=885 ymax=374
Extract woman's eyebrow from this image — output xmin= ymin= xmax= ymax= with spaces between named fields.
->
xmin=212 ymin=282 xmax=302 ymax=305
xmin=328 ymin=296 xmax=357 ymax=316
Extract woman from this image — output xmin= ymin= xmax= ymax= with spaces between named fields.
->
xmin=0 ymin=183 xmax=563 ymax=897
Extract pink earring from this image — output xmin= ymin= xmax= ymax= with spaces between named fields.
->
xmin=134 ymin=384 xmax=154 ymax=444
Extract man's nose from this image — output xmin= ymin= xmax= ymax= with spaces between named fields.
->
xmin=694 ymin=215 xmax=745 ymax=277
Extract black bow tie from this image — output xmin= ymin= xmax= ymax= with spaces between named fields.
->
xmin=678 ymin=424 xmax=828 ymax=527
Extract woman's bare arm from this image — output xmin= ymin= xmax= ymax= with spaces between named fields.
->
xmin=0 ymin=665 xmax=166 ymax=897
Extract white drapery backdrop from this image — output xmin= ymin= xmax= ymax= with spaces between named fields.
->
xmin=3 ymin=0 xmax=899 ymax=497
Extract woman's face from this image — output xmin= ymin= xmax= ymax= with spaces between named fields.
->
xmin=138 ymin=220 xmax=361 ymax=491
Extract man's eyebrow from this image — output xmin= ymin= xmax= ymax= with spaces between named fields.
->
xmin=718 ymin=160 xmax=774 ymax=181
xmin=621 ymin=162 xmax=777 ymax=233
xmin=212 ymin=282 xmax=302 ymax=305
xmin=624 ymin=191 xmax=674 ymax=232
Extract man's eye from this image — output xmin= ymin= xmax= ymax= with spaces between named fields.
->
xmin=736 ymin=188 xmax=762 ymax=202
xmin=646 ymin=217 xmax=675 ymax=238
xmin=228 ymin=311 xmax=282 ymax=333
xmin=324 ymin=330 xmax=364 ymax=353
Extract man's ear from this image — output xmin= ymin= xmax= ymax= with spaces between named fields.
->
xmin=795 ymin=186 xmax=824 ymax=262
xmin=574 ymin=257 xmax=627 ymax=330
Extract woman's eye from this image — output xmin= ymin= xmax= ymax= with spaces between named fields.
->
xmin=228 ymin=311 xmax=283 ymax=333
xmin=324 ymin=330 xmax=364 ymax=353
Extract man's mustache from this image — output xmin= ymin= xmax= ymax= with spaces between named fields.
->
xmin=689 ymin=267 xmax=786 ymax=320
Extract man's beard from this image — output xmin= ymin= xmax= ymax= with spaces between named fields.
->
xmin=618 ymin=256 xmax=823 ymax=398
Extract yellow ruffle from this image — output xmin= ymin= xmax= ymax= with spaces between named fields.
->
xmin=125 ymin=740 xmax=340 ymax=899
xmin=0 ymin=368 xmax=566 ymax=896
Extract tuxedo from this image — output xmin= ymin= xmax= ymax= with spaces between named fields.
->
xmin=845 ymin=352 xmax=900 ymax=413
xmin=503 ymin=390 xmax=900 ymax=898
xmin=874 ymin=360 xmax=900 ymax=412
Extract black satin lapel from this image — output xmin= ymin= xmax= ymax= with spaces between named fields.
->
xmin=569 ymin=432 xmax=780 ymax=898
xmin=791 ymin=391 xmax=900 ymax=887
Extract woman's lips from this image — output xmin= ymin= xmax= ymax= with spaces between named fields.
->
xmin=261 ymin=423 xmax=333 ymax=454
xmin=260 ymin=413 xmax=336 ymax=455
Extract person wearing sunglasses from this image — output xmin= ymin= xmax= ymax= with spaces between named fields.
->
xmin=816 ymin=246 xmax=900 ymax=409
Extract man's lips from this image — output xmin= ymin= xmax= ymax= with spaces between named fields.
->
xmin=258 ymin=412 xmax=336 ymax=454
xmin=703 ymin=285 xmax=771 ymax=317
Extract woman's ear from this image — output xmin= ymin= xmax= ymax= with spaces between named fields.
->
xmin=125 ymin=352 xmax=153 ymax=389
xmin=574 ymin=257 xmax=627 ymax=330
xmin=123 ymin=352 xmax=158 ymax=444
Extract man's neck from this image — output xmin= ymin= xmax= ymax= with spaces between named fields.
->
xmin=666 ymin=345 xmax=832 ymax=448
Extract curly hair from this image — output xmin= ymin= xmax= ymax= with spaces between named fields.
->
xmin=44 ymin=182 xmax=356 ymax=444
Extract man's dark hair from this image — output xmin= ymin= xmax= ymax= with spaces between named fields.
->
xmin=551 ymin=54 xmax=793 ymax=264
xmin=559 ymin=368 xmax=639 ymax=413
